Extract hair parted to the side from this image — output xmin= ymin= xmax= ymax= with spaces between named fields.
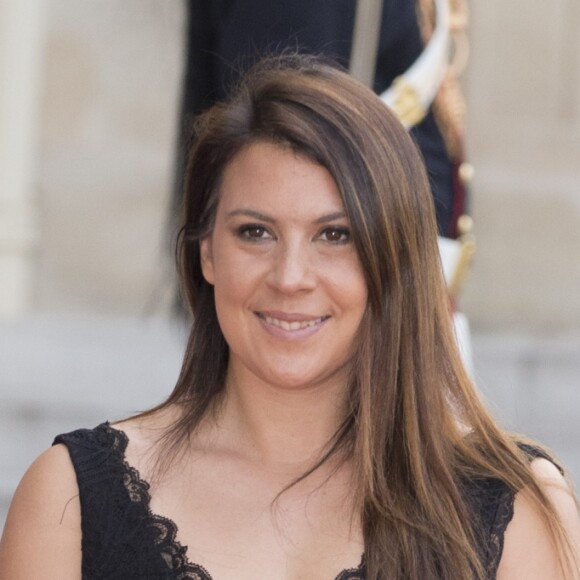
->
xmin=143 ymin=55 xmax=577 ymax=579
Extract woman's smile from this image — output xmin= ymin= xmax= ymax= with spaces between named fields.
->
xmin=255 ymin=311 xmax=331 ymax=340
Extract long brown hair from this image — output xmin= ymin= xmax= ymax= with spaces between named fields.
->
xmin=146 ymin=55 xmax=576 ymax=579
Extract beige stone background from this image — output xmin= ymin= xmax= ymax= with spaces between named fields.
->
xmin=1 ymin=0 xmax=579 ymax=527
xmin=464 ymin=0 xmax=580 ymax=332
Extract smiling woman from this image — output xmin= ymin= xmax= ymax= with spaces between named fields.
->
xmin=1 ymin=55 xmax=579 ymax=580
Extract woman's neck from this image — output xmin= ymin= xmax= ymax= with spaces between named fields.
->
xmin=206 ymin=365 xmax=349 ymax=471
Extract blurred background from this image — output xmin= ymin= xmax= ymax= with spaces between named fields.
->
xmin=1 ymin=0 xmax=579 ymax=528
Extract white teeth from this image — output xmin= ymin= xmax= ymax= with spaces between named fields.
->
xmin=263 ymin=316 xmax=324 ymax=330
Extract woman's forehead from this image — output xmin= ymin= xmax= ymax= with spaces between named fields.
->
xmin=215 ymin=142 xmax=347 ymax=221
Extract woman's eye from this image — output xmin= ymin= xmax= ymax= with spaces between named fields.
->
xmin=320 ymin=227 xmax=350 ymax=244
xmin=238 ymin=225 xmax=271 ymax=240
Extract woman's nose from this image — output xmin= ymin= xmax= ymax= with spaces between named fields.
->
xmin=267 ymin=241 xmax=316 ymax=294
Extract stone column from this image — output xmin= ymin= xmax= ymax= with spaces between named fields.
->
xmin=0 ymin=0 xmax=47 ymax=316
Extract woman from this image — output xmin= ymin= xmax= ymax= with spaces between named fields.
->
xmin=1 ymin=55 xmax=579 ymax=579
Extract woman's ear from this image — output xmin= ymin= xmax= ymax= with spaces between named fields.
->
xmin=199 ymin=237 xmax=215 ymax=285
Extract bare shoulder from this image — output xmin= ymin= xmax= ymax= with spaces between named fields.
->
xmin=497 ymin=458 xmax=580 ymax=580
xmin=112 ymin=407 xmax=181 ymax=470
xmin=0 ymin=445 xmax=82 ymax=579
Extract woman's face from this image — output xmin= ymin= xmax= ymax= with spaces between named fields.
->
xmin=200 ymin=142 xmax=368 ymax=392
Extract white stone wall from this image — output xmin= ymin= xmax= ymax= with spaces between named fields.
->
xmin=34 ymin=0 xmax=184 ymax=315
xmin=462 ymin=0 xmax=580 ymax=332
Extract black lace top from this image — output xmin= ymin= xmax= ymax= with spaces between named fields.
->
xmin=53 ymin=423 xmax=549 ymax=580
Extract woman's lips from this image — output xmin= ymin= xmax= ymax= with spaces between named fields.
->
xmin=255 ymin=312 xmax=329 ymax=338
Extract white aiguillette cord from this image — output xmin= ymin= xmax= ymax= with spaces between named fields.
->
xmin=350 ymin=0 xmax=451 ymax=129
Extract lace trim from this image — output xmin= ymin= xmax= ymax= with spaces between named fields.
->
xmin=482 ymin=443 xmax=562 ymax=578
xmin=485 ymin=486 xmax=516 ymax=578
xmin=335 ymin=557 xmax=366 ymax=580
xmin=100 ymin=423 xmax=365 ymax=580
xmin=101 ymin=423 xmax=213 ymax=579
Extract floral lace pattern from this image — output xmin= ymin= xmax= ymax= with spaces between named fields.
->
xmin=461 ymin=473 xmax=516 ymax=579
xmin=486 ymin=488 xmax=516 ymax=577
xmin=54 ymin=423 xmax=365 ymax=579
xmin=54 ymin=424 xmax=547 ymax=579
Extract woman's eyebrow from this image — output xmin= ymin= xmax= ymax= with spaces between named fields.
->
xmin=226 ymin=208 xmax=274 ymax=222
xmin=226 ymin=208 xmax=347 ymax=223
xmin=313 ymin=211 xmax=347 ymax=224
